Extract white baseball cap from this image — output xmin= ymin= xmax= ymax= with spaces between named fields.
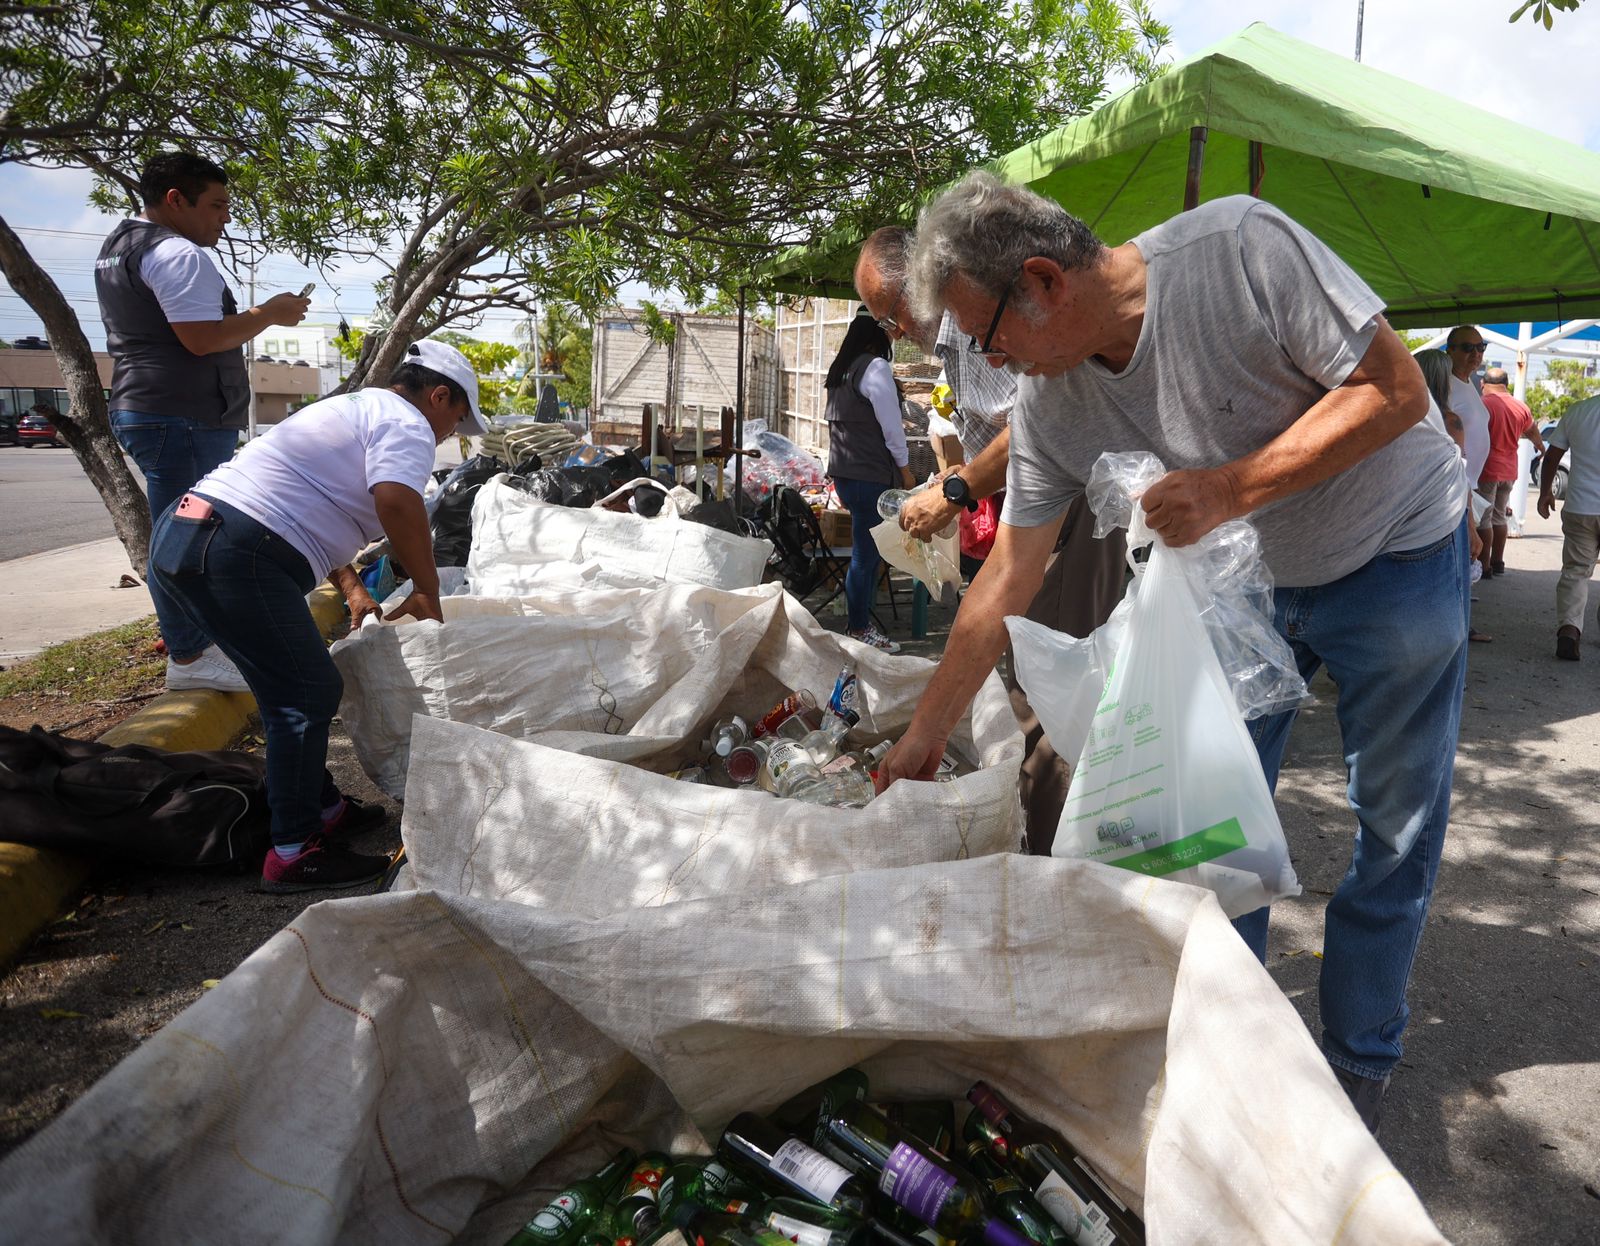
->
xmin=404 ymin=338 xmax=488 ymax=435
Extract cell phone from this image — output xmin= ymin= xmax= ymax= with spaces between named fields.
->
xmin=175 ymin=493 xmax=214 ymax=520
xmin=298 ymin=282 xmax=315 ymax=298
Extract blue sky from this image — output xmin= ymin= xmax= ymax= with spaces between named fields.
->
xmin=4 ymin=0 xmax=1599 ymax=351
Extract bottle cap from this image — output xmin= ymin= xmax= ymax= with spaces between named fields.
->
xmin=967 ymin=1082 xmax=1007 ymax=1125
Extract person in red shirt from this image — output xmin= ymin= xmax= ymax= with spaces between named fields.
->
xmin=1477 ymin=366 xmax=1545 ymax=578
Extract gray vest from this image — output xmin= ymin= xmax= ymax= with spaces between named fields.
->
xmin=95 ymin=220 xmax=249 ymax=429
xmin=825 ymin=355 xmax=896 ymax=485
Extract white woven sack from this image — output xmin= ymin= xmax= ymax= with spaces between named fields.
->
xmin=0 ymin=854 xmax=1445 ymax=1246
xmin=330 ymin=583 xmax=1020 ymax=831
xmin=332 ymin=582 xmax=784 ymax=798
xmin=467 ymin=475 xmax=772 ymax=594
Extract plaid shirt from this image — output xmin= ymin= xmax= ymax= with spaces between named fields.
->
xmin=932 ymin=311 xmax=1015 ymax=458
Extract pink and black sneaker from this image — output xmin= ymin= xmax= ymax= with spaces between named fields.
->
xmin=260 ymin=835 xmax=391 ymax=893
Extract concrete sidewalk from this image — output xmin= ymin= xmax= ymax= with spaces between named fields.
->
xmin=0 ymin=538 xmax=151 ymax=665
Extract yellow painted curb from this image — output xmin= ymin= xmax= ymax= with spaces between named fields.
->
xmin=0 ymin=584 xmax=348 ymax=970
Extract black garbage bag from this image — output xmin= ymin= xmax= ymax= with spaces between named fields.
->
xmin=682 ymin=497 xmax=745 ymax=535
xmin=509 ymin=451 xmax=544 ymax=476
xmin=429 ymin=453 xmax=507 ymax=567
xmin=507 ymin=468 xmax=583 ymax=506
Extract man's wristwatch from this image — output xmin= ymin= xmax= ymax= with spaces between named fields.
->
xmin=941 ymin=472 xmax=979 ymax=512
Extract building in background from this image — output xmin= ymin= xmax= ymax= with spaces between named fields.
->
xmin=0 ymin=343 xmax=329 ymax=428
xmin=589 ymin=310 xmax=777 ymax=443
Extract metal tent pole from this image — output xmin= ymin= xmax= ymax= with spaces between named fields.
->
xmin=734 ymin=285 xmax=747 ymax=514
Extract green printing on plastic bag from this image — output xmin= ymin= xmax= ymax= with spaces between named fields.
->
xmin=1108 ymin=816 xmax=1248 ymax=878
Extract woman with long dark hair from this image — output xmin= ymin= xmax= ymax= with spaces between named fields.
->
xmin=824 ymin=309 xmax=915 ymax=651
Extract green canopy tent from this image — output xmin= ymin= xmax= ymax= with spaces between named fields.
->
xmin=760 ymin=22 xmax=1600 ymax=329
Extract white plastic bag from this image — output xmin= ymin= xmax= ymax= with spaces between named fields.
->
xmin=1010 ymin=452 xmax=1303 ymax=918
xmin=870 ymin=515 xmax=962 ymax=604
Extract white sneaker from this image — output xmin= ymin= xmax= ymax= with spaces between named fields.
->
xmin=166 ymin=646 xmax=251 ymax=693
xmin=847 ymin=624 xmax=901 ymax=654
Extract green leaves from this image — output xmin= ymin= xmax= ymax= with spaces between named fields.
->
xmin=4 ymin=0 xmax=1169 ymax=382
xmin=1509 ymin=0 xmax=1584 ymax=26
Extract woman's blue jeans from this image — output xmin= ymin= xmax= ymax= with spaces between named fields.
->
xmin=1233 ymin=518 xmax=1470 ymax=1082
xmin=148 ymin=495 xmax=341 ymax=850
xmin=832 ymin=477 xmax=890 ymax=632
xmin=112 ymin=410 xmax=239 ymax=661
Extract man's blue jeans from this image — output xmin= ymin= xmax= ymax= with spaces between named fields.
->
xmin=1232 ymin=517 xmax=1470 ymax=1082
xmin=833 ymin=477 xmax=890 ymax=632
xmin=112 ymin=410 xmax=239 ymax=661
xmin=148 ymin=495 xmax=340 ymax=849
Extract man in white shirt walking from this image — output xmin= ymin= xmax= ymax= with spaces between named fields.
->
xmin=1539 ymin=395 xmax=1600 ymax=661
xmin=95 ymin=151 xmax=310 ymax=691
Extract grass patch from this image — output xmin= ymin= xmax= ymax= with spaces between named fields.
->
xmin=0 ymin=616 xmax=164 ymax=703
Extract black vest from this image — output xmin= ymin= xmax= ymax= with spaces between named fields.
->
xmin=95 ymin=219 xmax=249 ymax=429
xmin=825 ymin=355 xmax=897 ymax=485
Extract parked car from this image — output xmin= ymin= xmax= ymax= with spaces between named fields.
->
xmin=0 ymin=414 xmax=18 ymax=447
xmin=18 ymin=410 xmax=60 ymax=448
xmin=1530 ymin=421 xmax=1568 ymax=500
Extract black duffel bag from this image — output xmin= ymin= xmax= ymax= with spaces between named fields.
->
xmin=0 ymin=725 xmax=272 ymax=869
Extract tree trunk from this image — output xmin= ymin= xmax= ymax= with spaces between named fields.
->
xmin=0 ymin=214 xmax=151 ymax=573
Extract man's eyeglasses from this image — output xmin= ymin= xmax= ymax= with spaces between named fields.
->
xmin=1453 ymin=342 xmax=1488 ymax=354
xmin=966 ymin=280 xmax=1015 ymax=359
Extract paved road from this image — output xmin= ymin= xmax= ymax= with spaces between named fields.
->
xmin=0 ymin=437 xmax=471 ymax=564
xmin=0 ymin=445 xmax=124 ymax=561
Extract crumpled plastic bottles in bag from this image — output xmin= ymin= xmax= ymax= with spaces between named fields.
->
xmin=1008 ymin=451 xmax=1305 ymax=918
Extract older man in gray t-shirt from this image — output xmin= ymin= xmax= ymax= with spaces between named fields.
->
xmin=883 ymin=173 xmax=1470 ymax=1134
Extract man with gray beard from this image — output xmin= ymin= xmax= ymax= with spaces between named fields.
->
xmin=879 ymin=172 xmax=1469 ymax=1134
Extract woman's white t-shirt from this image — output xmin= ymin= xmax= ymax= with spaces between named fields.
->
xmin=196 ymin=388 xmax=436 ymax=582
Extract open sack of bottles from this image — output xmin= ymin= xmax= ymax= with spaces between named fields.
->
xmin=330 ymin=582 xmax=1020 ymax=829
xmin=0 ymin=846 xmax=1440 ymax=1243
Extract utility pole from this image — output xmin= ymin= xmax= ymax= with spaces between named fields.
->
xmin=1354 ymin=0 xmax=1365 ymax=62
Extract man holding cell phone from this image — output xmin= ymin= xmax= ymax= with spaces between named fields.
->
xmin=95 ymin=150 xmax=312 ymax=692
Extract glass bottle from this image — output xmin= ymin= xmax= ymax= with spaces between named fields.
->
xmin=800 ymin=710 xmax=859 ymax=766
xmin=878 ymin=1102 xmax=956 ymax=1156
xmin=611 ymin=1152 xmax=673 ymax=1241
xmin=818 ymin=1100 xmax=1032 ymax=1246
xmin=770 ymin=1068 xmax=871 ymax=1147
xmin=959 ymin=1134 xmax=1068 ymax=1246
xmin=792 ymin=769 xmax=873 ymax=809
xmin=963 ymin=1084 xmax=1143 ymax=1246
xmin=724 ymin=740 xmax=767 ymax=787
xmin=710 ymin=715 xmax=751 ymax=758
xmin=753 ymin=690 xmax=820 ymax=739
xmin=505 ymin=1147 xmax=637 ymax=1246
xmin=716 ymin=1112 xmax=871 ymax=1219
xmin=761 ymin=739 xmax=826 ymax=798
xmin=667 ymin=1201 xmax=796 ymax=1246
xmin=758 ymin=1196 xmax=871 ymax=1246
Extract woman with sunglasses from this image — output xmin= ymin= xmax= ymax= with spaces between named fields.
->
xmin=823 ymin=310 xmax=916 ymax=652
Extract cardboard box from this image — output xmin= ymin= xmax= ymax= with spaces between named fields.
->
xmin=817 ymin=507 xmax=852 ymax=548
xmin=931 ymin=432 xmax=965 ymax=473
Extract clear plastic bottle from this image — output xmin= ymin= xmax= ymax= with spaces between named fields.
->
xmin=876 ymin=483 xmax=955 ymax=538
xmin=793 ymin=768 xmax=874 ymax=809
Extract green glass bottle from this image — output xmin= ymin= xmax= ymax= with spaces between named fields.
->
xmin=878 ymin=1102 xmax=956 ymax=1157
xmin=757 ymin=1196 xmax=870 ymax=1246
xmin=505 ymin=1148 xmax=637 ymax=1246
xmin=611 ymin=1152 xmax=673 ymax=1240
xmin=668 ymin=1200 xmax=797 ymax=1246
xmin=960 ymin=1132 xmax=1068 ymax=1246
xmin=770 ymin=1069 xmax=871 ymax=1147
xmin=818 ymin=1100 xmax=1032 ymax=1246
xmin=717 ymin=1112 xmax=871 ymax=1219
xmin=964 ymin=1084 xmax=1144 ymax=1246
xmin=695 ymin=1159 xmax=765 ymax=1208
